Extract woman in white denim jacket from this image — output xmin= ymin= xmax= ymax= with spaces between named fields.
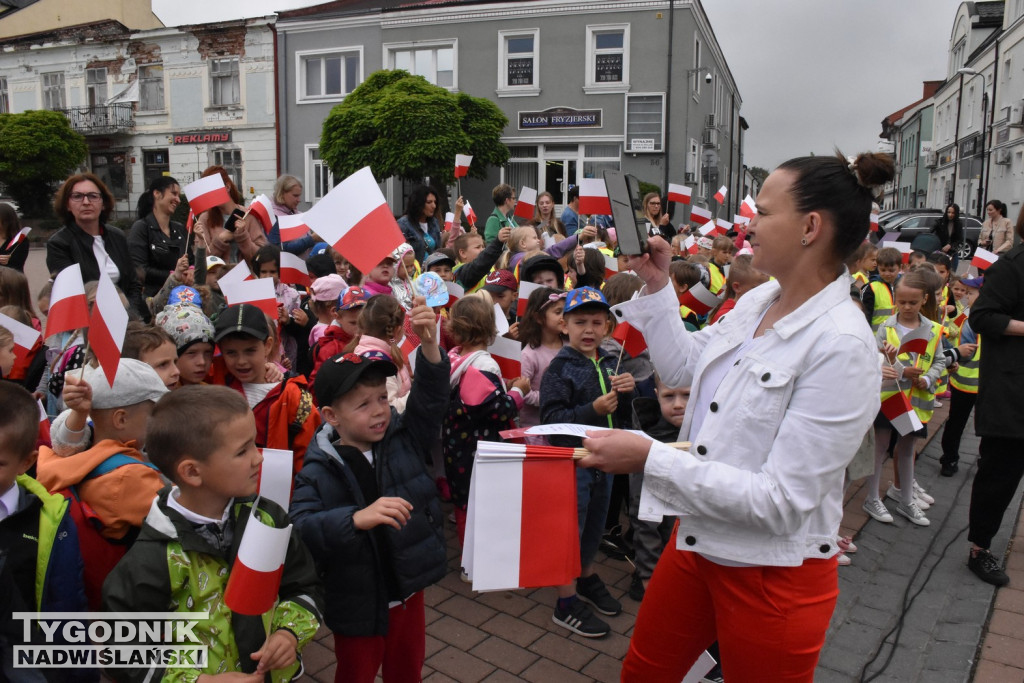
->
xmin=580 ymin=152 xmax=893 ymax=682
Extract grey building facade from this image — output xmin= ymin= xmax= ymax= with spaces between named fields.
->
xmin=276 ymin=0 xmax=745 ymax=221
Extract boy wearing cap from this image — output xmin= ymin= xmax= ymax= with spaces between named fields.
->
xmin=423 ymin=250 xmax=456 ymax=282
xmin=291 ymin=295 xmax=449 ymax=683
xmin=104 ymin=384 xmax=323 ymax=683
xmin=155 ymin=304 xmax=217 ymax=385
xmin=310 ymin=285 xmax=370 ymax=385
xmin=540 ymin=287 xmax=635 ymax=638
xmin=213 ymin=303 xmax=320 ymax=473
xmin=35 ymin=359 xmax=169 ymax=608
xmin=481 ymin=269 xmax=518 ymax=338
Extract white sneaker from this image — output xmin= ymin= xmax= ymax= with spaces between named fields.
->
xmin=912 ymin=480 xmax=935 ymax=505
xmin=886 ymin=484 xmax=930 ymax=510
xmin=896 ymin=501 xmax=930 ymax=526
xmin=863 ymin=498 xmax=893 ymax=523
xmin=837 ymin=552 xmax=851 ymax=566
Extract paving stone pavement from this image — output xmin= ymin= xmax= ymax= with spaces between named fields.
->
xmin=295 ymin=406 xmax=1023 ymax=683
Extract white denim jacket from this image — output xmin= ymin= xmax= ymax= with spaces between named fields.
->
xmin=612 ymin=273 xmax=880 ymax=566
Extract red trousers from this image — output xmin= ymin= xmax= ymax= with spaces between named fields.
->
xmin=332 ymin=591 xmax=426 ymax=683
xmin=622 ymin=532 xmax=838 ymax=682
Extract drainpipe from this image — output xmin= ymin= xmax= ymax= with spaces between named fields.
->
xmin=274 ymin=24 xmax=285 ymax=178
xmin=662 ymin=0 xmax=675 ymax=211
xmin=983 ymin=41 xmax=998 ymax=208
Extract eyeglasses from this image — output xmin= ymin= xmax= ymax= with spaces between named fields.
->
xmin=69 ymin=192 xmax=102 ymax=203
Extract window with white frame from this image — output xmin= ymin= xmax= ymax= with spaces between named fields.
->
xmin=0 ymin=77 xmax=8 ymax=114
xmin=502 ymin=145 xmax=539 ymax=195
xmin=386 ymin=42 xmax=456 ymax=88
xmin=139 ymin=64 xmax=165 ymax=111
xmin=951 ymin=38 xmax=966 ymax=74
xmin=585 ymin=24 xmax=629 ymax=91
xmin=86 ymin=68 xmax=107 ymax=107
xmin=498 ymin=29 xmax=539 ymax=94
xmin=212 ymin=149 xmax=242 ymax=191
xmin=210 ymin=57 xmax=240 ymax=107
xmin=693 ymin=36 xmax=702 ymax=94
xmin=967 ymin=85 xmax=975 ymax=128
xmin=305 ymin=146 xmax=334 ymax=202
xmin=42 ymin=72 xmax=65 ymax=110
xmin=582 ymin=143 xmax=620 ymax=180
xmin=298 ymin=48 xmax=362 ymax=102
xmin=625 ymin=93 xmax=665 ymax=153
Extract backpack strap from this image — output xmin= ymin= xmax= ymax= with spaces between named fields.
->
xmin=84 ymin=453 xmax=161 ymax=480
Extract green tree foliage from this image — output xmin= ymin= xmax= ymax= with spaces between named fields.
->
xmin=320 ymin=70 xmax=509 ymax=184
xmin=0 ymin=110 xmax=88 ymax=217
xmin=749 ymin=166 xmax=769 ymax=187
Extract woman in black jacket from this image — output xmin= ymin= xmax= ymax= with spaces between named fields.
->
xmin=128 ymin=176 xmax=189 ymax=299
xmin=0 ymin=202 xmax=29 ymax=272
xmin=934 ymin=203 xmax=963 ymax=269
xmin=45 ymin=173 xmax=147 ymax=320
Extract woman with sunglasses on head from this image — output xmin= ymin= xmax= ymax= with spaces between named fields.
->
xmin=46 ymin=172 xmax=147 ymax=320
xmin=579 ymin=151 xmax=894 ymax=682
xmin=642 ymin=192 xmax=676 ymax=240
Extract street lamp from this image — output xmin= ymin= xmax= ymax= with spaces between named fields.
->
xmin=955 ymin=67 xmax=987 ymax=213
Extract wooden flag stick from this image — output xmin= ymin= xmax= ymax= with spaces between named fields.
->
xmin=571 ymin=442 xmax=690 ymax=459
xmin=613 ymin=341 xmax=627 ymax=375
xmin=407 ymin=275 xmax=431 ymax=341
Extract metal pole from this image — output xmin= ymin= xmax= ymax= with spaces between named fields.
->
xmin=977 ymin=92 xmax=987 ymax=213
xmin=950 ymin=74 xmax=964 ymax=206
xmin=662 ymin=0 xmax=674 ymax=201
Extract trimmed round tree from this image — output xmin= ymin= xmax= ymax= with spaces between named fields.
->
xmin=0 ymin=110 xmax=88 ymax=217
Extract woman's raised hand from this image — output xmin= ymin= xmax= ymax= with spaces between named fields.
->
xmin=625 ymin=235 xmax=672 ymax=292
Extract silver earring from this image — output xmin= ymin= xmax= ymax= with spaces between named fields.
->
xmin=801 ymin=238 xmax=808 ymax=246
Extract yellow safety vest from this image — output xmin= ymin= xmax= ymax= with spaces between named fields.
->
xmin=881 ymin=321 xmax=943 ymax=423
xmin=451 ymin=263 xmax=488 ymax=294
xmin=708 ymin=262 xmax=726 ymax=296
xmin=853 ymin=271 xmax=869 ymax=287
xmin=869 ymin=281 xmax=895 ymax=332
xmin=950 ymin=335 xmax=981 ymax=394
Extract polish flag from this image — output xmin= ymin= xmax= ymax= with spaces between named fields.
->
xmin=890 ymin=241 xmax=912 ymax=264
xmin=0 ymin=312 xmax=40 ymax=363
xmin=248 ymin=194 xmax=276 ymax=234
xmin=464 ymin=201 xmax=478 ymax=226
xmin=578 ymin=178 xmax=611 ymax=216
xmin=398 ymin=334 xmax=419 ymax=369
xmin=603 ymin=252 xmax=619 ymax=280
xmin=699 ymin=220 xmax=725 ymax=237
xmin=739 ymin=194 xmax=757 ymax=219
xmin=487 ymin=334 xmax=521 ymax=380
xmin=733 ymin=214 xmax=750 ymax=226
xmin=224 ymin=505 xmax=293 ymax=615
xmin=279 ymin=252 xmax=311 ymax=287
xmin=444 ymin=212 xmax=455 ymax=232
xmin=953 ymin=310 xmax=969 ymax=330
xmin=683 ymin=235 xmax=698 ymax=255
xmin=678 ymin=281 xmax=723 ymax=316
xmin=302 ymin=167 xmax=405 ymax=275
xmin=514 ymin=186 xmax=538 ymax=221
xmin=667 ymin=184 xmax=692 ymax=205
xmin=713 ymin=185 xmax=728 ymax=204
xmin=3 ymin=226 xmax=31 ymax=250
xmin=454 ymin=154 xmax=473 ymax=178
xmin=258 ymin=448 xmax=294 ymax=511
xmin=44 ymin=264 xmax=90 ymax=339
xmin=971 ymin=247 xmax=999 ymax=271
xmin=517 ymin=280 xmax=543 ymax=317
xmin=612 ymin=322 xmax=647 ymax=356
xmin=88 ymin=271 xmax=128 ymax=387
xmin=690 ymin=206 xmax=712 ymax=226
xmin=185 ymin=211 xmax=195 ymax=233
xmin=223 ymin=278 xmax=278 ymax=319
xmin=897 ymin=325 xmax=932 ymax=357
xmin=278 ymin=213 xmax=312 ymax=243
xmin=715 ymin=218 xmax=733 ymax=235
xmin=869 ymin=210 xmax=879 ymax=233
xmin=463 ymin=442 xmax=580 ymax=591
xmin=182 ymin=174 xmax=231 ymax=216
xmin=218 ymin=261 xmax=255 ymax=292
xmin=881 ymin=391 xmax=923 ymax=437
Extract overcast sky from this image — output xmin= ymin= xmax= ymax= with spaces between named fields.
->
xmin=153 ymin=0 xmax=966 ymax=170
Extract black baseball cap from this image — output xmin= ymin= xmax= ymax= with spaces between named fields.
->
xmin=213 ymin=303 xmax=271 ymax=342
xmin=313 ymin=351 xmax=398 ymax=407
xmin=520 ymin=254 xmax=564 ymax=286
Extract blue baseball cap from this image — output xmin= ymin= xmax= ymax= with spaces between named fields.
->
xmin=563 ymin=286 xmax=609 ymax=314
xmin=310 ymin=241 xmax=332 ymax=256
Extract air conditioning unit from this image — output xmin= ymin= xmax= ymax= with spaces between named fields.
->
xmin=702 ymin=129 xmax=718 ymax=146
xmin=704 ymin=113 xmax=717 ymax=128
xmin=925 ymin=152 xmax=938 ymax=168
xmin=684 ymin=171 xmax=695 ymax=183
xmin=995 ymin=148 xmax=1012 ymax=165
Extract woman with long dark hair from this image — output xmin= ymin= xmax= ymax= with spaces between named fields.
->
xmin=979 ymin=199 xmax=1013 ymax=256
xmin=580 ymin=151 xmax=895 ymax=681
xmin=397 ymin=185 xmax=442 ymax=263
xmin=935 ymin=203 xmax=963 ymax=269
xmin=0 ymin=202 xmax=29 ymax=272
xmin=128 ymin=175 xmax=189 ymax=298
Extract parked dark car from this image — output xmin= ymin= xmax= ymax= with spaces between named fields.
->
xmin=873 ymin=211 xmax=983 ymax=260
xmin=878 ymin=208 xmax=940 ymax=232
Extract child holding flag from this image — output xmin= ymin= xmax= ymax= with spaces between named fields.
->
xmin=104 ymin=384 xmax=322 ymax=682
xmin=861 ymin=270 xmax=946 ymax=526
xmin=940 ymin=275 xmax=983 ymax=477
xmin=518 ymin=287 xmax=566 ymax=435
xmin=291 ymin=295 xmax=447 ymax=683
xmin=862 ymin=246 xmax=902 ymax=332
xmin=540 ymin=286 xmax=634 ymax=638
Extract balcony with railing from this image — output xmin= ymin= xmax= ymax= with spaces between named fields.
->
xmin=58 ymin=103 xmax=135 ymax=135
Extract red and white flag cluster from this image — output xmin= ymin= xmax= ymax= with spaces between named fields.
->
xmin=881 ymin=391 xmax=923 ymax=437
xmin=224 ymin=504 xmax=293 ymax=615
xmin=679 ymin=281 xmax=724 ymax=316
xmin=220 ymin=261 xmax=278 ymax=318
xmin=667 ymin=184 xmax=692 ymax=205
xmin=89 ymin=271 xmax=129 ymax=387
xmin=514 ymin=186 xmax=538 ymax=221
xmin=182 ymin=174 xmax=231 ymax=216
xmin=713 ymin=185 xmax=728 ymax=204
xmin=454 ymin=154 xmax=473 ymax=178
xmin=578 ymin=178 xmax=611 ymax=216
xmin=463 ymin=442 xmax=581 ymax=591
xmin=971 ymin=247 xmax=999 ymax=271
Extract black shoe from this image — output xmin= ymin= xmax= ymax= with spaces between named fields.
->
xmin=600 ymin=525 xmax=632 ymax=560
xmin=940 ymin=462 xmax=959 ymax=477
xmin=628 ymin=573 xmax=646 ymax=601
xmin=968 ymin=549 xmax=1010 ymax=587
xmin=577 ymin=573 xmax=622 ymax=616
xmin=552 ymin=599 xmax=609 ymax=638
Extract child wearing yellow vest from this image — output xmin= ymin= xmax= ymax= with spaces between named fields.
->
xmin=861 ymin=246 xmax=901 ymax=332
xmin=862 ymin=271 xmax=946 ymax=527
xmin=939 ymin=275 xmax=984 ymax=476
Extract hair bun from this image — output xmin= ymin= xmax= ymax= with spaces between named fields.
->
xmin=846 ymin=152 xmax=895 ymax=190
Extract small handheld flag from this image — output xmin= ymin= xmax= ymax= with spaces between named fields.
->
xmin=713 ymin=185 xmax=728 ymax=204
xmin=668 ymin=184 xmax=692 ymax=205
xmin=182 ymin=174 xmax=231 ymax=216
xmin=454 ymin=154 xmax=473 ymax=178
xmin=514 ymin=186 xmax=538 ymax=221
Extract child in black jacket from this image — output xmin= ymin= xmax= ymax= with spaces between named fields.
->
xmin=540 ymin=286 xmax=634 ymax=638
